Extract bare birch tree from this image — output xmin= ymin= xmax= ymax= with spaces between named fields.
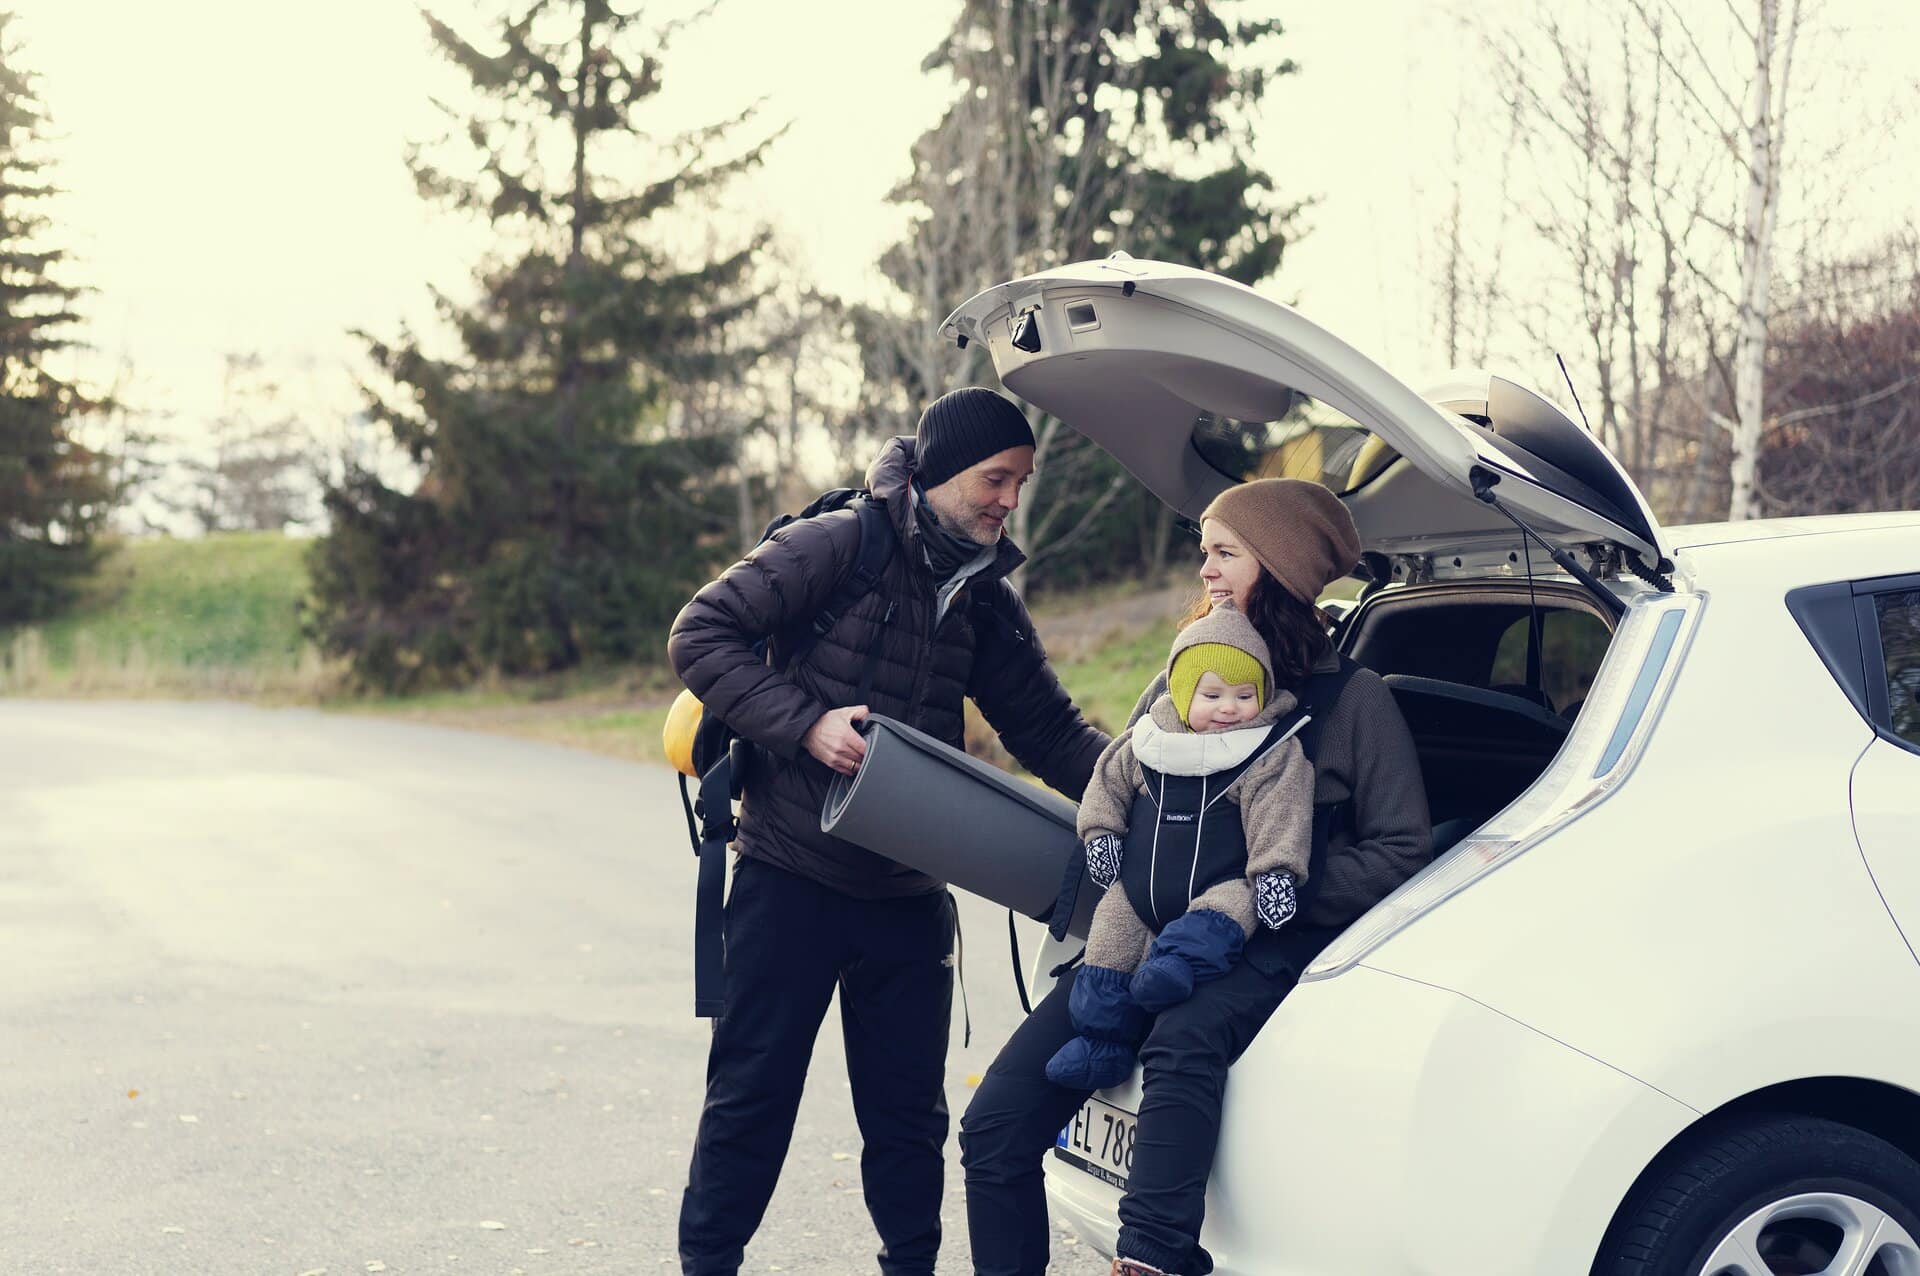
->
xmin=1618 ymin=0 xmax=1808 ymax=519
xmin=1466 ymin=0 xmax=1896 ymax=522
xmin=1473 ymin=5 xmax=1715 ymax=507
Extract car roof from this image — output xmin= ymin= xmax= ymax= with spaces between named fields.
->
xmin=1666 ymin=510 xmax=1920 ymax=550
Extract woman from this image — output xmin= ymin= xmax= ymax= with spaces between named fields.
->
xmin=959 ymin=478 xmax=1432 ymax=1276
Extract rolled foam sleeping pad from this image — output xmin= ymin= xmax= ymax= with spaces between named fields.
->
xmin=821 ymin=713 xmax=1098 ymax=940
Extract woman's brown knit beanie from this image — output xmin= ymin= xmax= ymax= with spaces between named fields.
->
xmin=1200 ymin=478 xmax=1363 ymax=605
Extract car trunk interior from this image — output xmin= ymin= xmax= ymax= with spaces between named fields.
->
xmin=1338 ymin=580 xmax=1617 ymax=854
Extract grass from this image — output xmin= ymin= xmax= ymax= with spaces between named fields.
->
xmin=1 ymin=533 xmax=327 ymax=696
xmin=343 ymin=666 xmax=680 ymax=767
xmin=0 ymin=531 xmax=1192 ymax=771
xmin=1053 ymin=624 xmax=1176 ymax=735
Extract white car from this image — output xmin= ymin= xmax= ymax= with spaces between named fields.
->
xmin=942 ymin=258 xmax=1920 ymax=1275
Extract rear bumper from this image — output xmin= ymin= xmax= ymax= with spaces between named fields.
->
xmin=1043 ymin=965 xmax=1695 ymax=1275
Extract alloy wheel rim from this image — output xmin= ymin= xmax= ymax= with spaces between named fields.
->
xmin=1699 ymin=1190 xmax=1920 ymax=1275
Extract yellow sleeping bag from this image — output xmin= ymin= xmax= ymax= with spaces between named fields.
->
xmin=663 ymin=688 xmax=703 ymax=778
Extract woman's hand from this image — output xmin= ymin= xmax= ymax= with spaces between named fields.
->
xmin=803 ymin=705 xmax=870 ymax=775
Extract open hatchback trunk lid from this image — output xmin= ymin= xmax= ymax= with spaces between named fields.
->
xmin=942 ymin=257 xmax=1665 ymax=569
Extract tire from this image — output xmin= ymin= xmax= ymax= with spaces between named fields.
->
xmin=1595 ymin=1114 xmax=1920 ymax=1276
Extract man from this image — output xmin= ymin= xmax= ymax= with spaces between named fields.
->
xmin=668 ymin=387 xmax=1109 ymax=1276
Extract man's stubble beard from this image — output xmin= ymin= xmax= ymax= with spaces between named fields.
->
xmin=926 ymin=487 xmax=1002 ymax=547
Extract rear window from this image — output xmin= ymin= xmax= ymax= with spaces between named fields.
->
xmin=1346 ymin=590 xmax=1612 ymax=718
xmin=1876 ymin=590 xmax=1920 ymax=748
xmin=1190 ymin=396 xmax=1397 ymax=495
xmin=1490 ymin=611 xmax=1612 ymax=712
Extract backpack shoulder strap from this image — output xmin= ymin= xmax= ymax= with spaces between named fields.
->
xmin=1295 ymin=653 xmax=1364 ymax=768
xmin=775 ymin=495 xmax=897 ymax=670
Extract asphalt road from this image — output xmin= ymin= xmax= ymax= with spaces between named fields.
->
xmin=1 ymin=701 xmax=1108 ymax=1276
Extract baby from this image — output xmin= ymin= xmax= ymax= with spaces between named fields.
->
xmin=1047 ymin=602 xmax=1313 ymax=1089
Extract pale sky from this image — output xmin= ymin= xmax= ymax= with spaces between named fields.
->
xmin=11 ymin=0 xmax=1920 ymax=469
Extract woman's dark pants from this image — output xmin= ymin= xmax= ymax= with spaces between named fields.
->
xmin=959 ymin=926 xmax=1334 ymax=1276
xmin=678 ymin=857 xmax=956 ymax=1276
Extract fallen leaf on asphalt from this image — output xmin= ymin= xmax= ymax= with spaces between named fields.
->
xmin=830 ymin=1152 xmax=852 ymax=1161
xmin=161 ymin=1226 xmax=185 ymax=1234
xmin=966 ymin=1073 xmax=982 ymax=1086
xmin=178 ymin=1114 xmax=199 ymax=1123
xmin=127 ymin=1090 xmax=139 ymax=1099
xmin=366 ymin=1263 xmax=388 ymax=1272
xmin=479 ymin=1220 xmax=507 ymax=1230
xmin=296 ymin=1269 xmax=326 ymax=1276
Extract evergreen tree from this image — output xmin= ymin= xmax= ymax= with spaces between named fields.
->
xmin=0 ymin=13 xmax=113 ymax=624
xmin=309 ymin=1 xmax=769 ymax=690
xmin=855 ymin=0 xmax=1302 ymax=595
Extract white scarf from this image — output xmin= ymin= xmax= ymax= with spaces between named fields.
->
xmin=1129 ymin=701 xmax=1308 ymax=777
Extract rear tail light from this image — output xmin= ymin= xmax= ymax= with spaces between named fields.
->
xmin=1301 ymin=594 xmax=1702 ymax=981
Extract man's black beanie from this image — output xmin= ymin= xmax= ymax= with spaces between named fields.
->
xmin=913 ymin=387 xmax=1036 ymax=489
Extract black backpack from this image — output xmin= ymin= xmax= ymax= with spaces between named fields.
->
xmin=678 ymin=488 xmax=897 ymax=1017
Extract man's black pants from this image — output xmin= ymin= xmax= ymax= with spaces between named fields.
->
xmin=958 ymin=926 xmax=1333 ymax=1276
xmin=679 ymin=857 xmax=956 ymax=1276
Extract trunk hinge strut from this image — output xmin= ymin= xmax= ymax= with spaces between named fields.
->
xmin=1470 ymin=466 xmax=1631 ymax=621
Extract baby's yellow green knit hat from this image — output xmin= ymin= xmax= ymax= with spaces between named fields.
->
xmin=1166 ymin=603 xmax=1273 ymax=727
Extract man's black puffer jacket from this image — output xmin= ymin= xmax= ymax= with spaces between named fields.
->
xmin=668 ymin=436 xmax=1110 ymax=899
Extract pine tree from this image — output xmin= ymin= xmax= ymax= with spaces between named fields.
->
xmin=0 ymin=13 xmax=113 ymax=624
xmin=309 ymin=1 xmax=770 ymax=690
xmin=855 ymin=0 xmax=1300 ymax=594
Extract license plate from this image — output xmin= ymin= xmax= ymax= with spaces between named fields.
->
xmin=1053 ymin=1096 xmax=1136 ymax=1188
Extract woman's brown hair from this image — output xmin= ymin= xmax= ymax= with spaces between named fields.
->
xmin=1177 ymin=575 xmax=1331 ymax=692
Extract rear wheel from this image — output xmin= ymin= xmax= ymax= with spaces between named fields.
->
xmin=1596 ymin=1115 xmax=1920 ymax=1276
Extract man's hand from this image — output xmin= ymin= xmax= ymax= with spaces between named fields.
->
xmin=803 ymin=705 xmax=870 ymax=775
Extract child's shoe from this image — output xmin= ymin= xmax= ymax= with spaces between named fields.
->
xmin=1110 ymin=1259 xmax=1172 ymax=1275
xmin=1131 ymin=909 xmax=1247 ymax=1010
xmin=1129 ymin=953 xmax=1195 ymax=1011
xmin=1047 ymin=965 xmax=1151 ymax=1088
xmin=1068 ymin=964 xmax=1150 ymax=1040
xmin=1045 ymin=1035 xmax=1136 ymax=1089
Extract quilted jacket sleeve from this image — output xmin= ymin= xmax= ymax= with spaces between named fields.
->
xmin=666 ymin=511 xmax=861 ymax=760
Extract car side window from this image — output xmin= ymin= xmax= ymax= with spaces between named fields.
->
xmin=1875 ymin=589 xmax=1920 ymax=748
